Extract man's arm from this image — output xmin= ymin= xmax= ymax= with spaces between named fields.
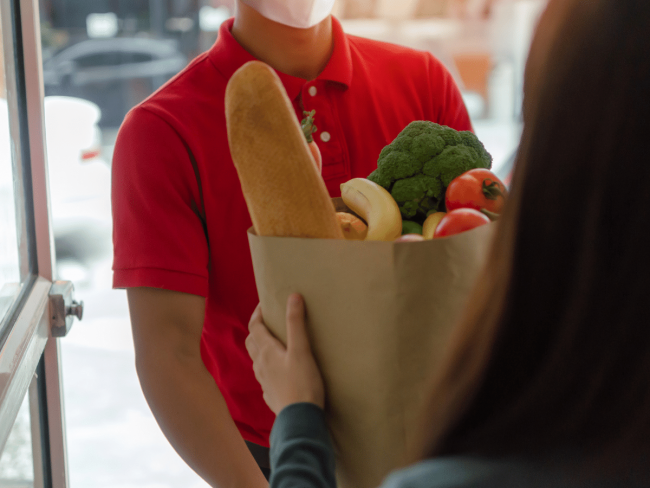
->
xmin=127 ymin=287 xmax=268 ymax=488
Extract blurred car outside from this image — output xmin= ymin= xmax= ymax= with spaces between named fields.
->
xmin=43 ymin=37 xmax=188 ymax=128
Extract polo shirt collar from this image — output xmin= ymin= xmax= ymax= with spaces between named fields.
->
xmin=208 ymin=17 xmax=352 ymax=101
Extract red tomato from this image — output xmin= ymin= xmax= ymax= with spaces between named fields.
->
xmin=445 ymin=168 xmax=507 ymax=213
xmin=434 ymin=208 xmax=491 ymax=238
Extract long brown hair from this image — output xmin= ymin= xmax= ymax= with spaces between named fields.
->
xmin=416 ymin=0 xmax=650 ymax=468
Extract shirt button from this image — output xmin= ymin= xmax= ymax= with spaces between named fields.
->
xmin=320 ymin=131 xmax=331 ymax=142
xmin=308 ymin=86 xmax=318 ymax=96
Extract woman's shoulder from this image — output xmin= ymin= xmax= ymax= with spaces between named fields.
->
xmin=379 ymin=455 xmax=650 ymax=488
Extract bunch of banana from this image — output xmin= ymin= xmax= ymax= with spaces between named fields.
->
xmin=340 ymin=178 xmax=402 ymax=241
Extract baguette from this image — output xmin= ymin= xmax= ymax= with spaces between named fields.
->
xmin=225 ymin=60 xmax=343 ymax=239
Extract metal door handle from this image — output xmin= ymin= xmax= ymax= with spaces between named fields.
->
xmin=49 ymin=281 xmax=84 ymax=337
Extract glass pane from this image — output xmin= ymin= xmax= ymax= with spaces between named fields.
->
xmin=0 ymin=390 xmax=35 ymax=487
xmin=37 ymin=1 xmax=545 ymax=486
xmin=0 ymin=0 xmax=30 ymax=331
xmin=40 ymin=2 xmax=208 ymax=487
xmin=0 ymin=101 xmax=21 ymax=325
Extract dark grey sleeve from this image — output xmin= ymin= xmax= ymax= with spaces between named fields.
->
xmin=269 ymin=402 xmax=337 ymax=488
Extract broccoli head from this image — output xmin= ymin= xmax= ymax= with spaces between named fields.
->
xmin=391 ymin=174 xmax=442 ymax=219
xmin=424 ymin=146 xmax=479 ymax=186
xmin=368 ymin=121 xmax=492 ymax=223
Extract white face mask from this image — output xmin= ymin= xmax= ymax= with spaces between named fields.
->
xmin=240 ymin=0 xmax=335 ymax=29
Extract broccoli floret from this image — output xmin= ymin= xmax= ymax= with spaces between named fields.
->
xmin=391 ymin=174 xmax=441 ymax=202
xmin=424 ymin=146 xmax=480 ymax=186
xmin=368 ymin=121 xmax=492 ymax=224
xmin=390 ymin=174 xmax=442 ymax=220
xmin=459 ymin=131 xmax=492 ymax=168
xmin=399 ymin=201 xmax=421 ymax=219
xmin=377 ymin=150 xmax=423 ymax=180
xmin=438 ymin=126 xmax=463 ymax=147
xmin=367 ymin=168 xmax=393 ymax=190
xmin=411 ymin=132 xmax=446 ymax=163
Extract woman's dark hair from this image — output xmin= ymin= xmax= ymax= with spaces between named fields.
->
xmin=415 ymin=0 xmax=650 ymax=471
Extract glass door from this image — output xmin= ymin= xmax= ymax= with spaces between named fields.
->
xmin=0 ymin=0 xmax=81 ymax=486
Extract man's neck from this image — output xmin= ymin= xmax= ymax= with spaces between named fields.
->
xmin=231 ymin=0 xmax=334 ymax=81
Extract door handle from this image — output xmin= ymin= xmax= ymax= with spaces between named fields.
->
xmin=49 ymin=280 xmax=84 ymax=337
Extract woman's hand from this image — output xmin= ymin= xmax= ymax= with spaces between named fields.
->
xmin=246 ymin=293 xmax=325 ymax=415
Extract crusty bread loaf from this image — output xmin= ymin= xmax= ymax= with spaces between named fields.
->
xmin=225 ymin=61 xmax=343 ymax=239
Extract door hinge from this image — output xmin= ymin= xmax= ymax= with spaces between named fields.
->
xmin=49 ymin=280 xmax=84 ymax=337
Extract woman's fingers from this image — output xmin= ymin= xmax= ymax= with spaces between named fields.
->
xmin=245 ymin=303 xmax=262 ymax=359
xmin=246 ymin=303 xmax=285 ymax=364
xmin=286 ymin=293 xmax=310 ymax=353
xmin=244 ymin=332 xmax=258 ymax=358
xmin=246 ymin=295 xmax=326 ymax=413
xmin=248 ymin=303 xmax=263 ymax=332
xmin=248 ymin=295 xmax=310 ymax=357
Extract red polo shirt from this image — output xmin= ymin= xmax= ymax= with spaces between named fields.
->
xmin=112 ymin=17 xmax=471 ymax=447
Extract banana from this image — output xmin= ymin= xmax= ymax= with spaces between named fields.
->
xmin=340 ymin=178 xmax=402 ymax=241
xmin=422 ymin=212 xmax=446 ymax=239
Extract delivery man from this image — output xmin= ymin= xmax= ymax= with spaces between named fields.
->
xmin=111 ymin=0 xmax=472 ymax=486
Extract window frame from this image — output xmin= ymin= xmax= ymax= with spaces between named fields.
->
xmin=0 ymin=0 xmax=69 ymax=486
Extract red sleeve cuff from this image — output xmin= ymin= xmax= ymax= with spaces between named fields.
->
xmin=113 ymin=267 xmax=209 ymax=298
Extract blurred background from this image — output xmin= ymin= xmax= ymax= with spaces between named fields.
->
xmin=1 ymin=0 xmax=547 ymax=486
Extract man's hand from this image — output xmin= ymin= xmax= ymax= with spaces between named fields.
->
xmin=246 ymin=294 xmax=325 ymax=415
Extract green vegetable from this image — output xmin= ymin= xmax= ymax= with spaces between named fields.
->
xmin=402 ymin=221 xmax=423 ymax=235
xmin=368 ymin=121 xmax=492 ymax=224
xmin=301 ymin=110 xmax=317 ymax=143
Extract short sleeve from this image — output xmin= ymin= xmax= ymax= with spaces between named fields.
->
xmin=427 ymin=53 xmax=474 ymax=133
xmin=111 ymin=106 xmax=209 ymax=297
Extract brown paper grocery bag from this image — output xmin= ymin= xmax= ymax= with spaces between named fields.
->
xmin=248 ymin=220 xmax=496 ymax=488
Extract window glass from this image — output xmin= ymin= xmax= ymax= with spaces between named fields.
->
xmin=0 ymin=73 xmax=21 ymax=326
xmin=126 ymin=52 xmax=154 ymax=63
xmin=74 ymin=52 xmax=122 ymax=68
xmin=37 ymin=1 xmax=546 ymax=486
xmin=41 ymin=3 xmax=192 ymax=130
xmin=0 ymin=0 xmax=31 ymax=333
xmin=40 ymin=2 xmax=209 ymax=486
xmin=0 ymin=390 xmax=35 ymax=486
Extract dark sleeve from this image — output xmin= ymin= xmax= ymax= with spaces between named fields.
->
xmin=269 ymin=403 xmax=337 ymax=488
